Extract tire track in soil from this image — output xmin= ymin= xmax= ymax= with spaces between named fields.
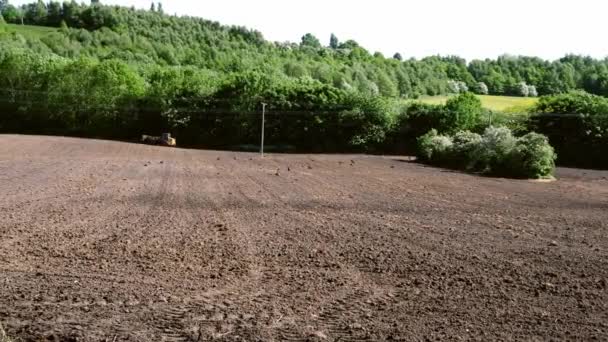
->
xmin=122 ymin=151 xmax=268 ymax=341
xmin=134 ymin=151 xmax=219 ymax=342
xmin=170 ymin=155 xmax=367 ymax=341
xmin=183 ymin=152 xmax=271 ymax=341
xmin=225 ymin=156 xmax=399 ymax=341
xmin=257 ymin=157 xmax=447 ymax=341
xmin=100 ymin=149 xmax=204 ymax=341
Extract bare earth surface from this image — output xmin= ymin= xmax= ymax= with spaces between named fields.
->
xmin=1 ymin=135 xmax=607 ymax=341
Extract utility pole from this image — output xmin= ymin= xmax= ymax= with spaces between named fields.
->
xmin=260 ymin=103 xmax=266 ymax=157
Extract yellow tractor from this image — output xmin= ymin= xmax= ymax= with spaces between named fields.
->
xmin=141 ymin=133 xmax=176 ymax=147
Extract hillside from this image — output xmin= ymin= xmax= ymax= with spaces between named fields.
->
xmin=4 ymin=23 xmax=56 ymax=38
xmin=2 ymin=1 xmax=608 ymax=98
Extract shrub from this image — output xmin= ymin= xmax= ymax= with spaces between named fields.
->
xmin=416 ymin=129 xmax=438 ymax=161
xmin=450 ymin=130 xmax=482 ymax=169
xmin=485 ymin=111 xmax=530 ymax=134
xmin=392 ymin=95 xmax=494 ymax=155
xmin=339 ymin=95 xmax=396 ymax=150
xmin=531 ymin=91 xmax=608 ymax=168
xmin=444 ymin=92 xmax=483 ymax=132
xmin=417 ymin=129 xmax=453 ymax=164
xmin=416 ymin=126 xmax=556 ymax=179
xmin=509 ymin=133 xmax=556 ymax=178
xmin=477 ymin=82 xmax=489 ymax=95
xmin=476 ymin=126 xmax=517 ymax=173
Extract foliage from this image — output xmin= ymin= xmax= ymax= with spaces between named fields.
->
xmin=443 ymin=92 xmax=484 ymax=132
xmin=329 ymin=33 xmax=338 ymax=49
xmin=339 ymin=95 xmax=396 ymax=150
xmin=390 ymin=93 xmax=484 ymax=154
xmin=450 ymin=130 xmax=482 ymax=169
xmin=477 ymin=82 xmax=489 ymax=95
xmin=517 ymin=81 xmax=530 ymax=97
xmin=485 ymin=111 xmax=530 ymax=135
xmin=531 ymin=91 xmax=608 ymax=168
xmin=448 ymin=80 xmax=468 ymax=93
xmin=0 ymin=2 xmax=500 ymax=99
xmin=416 ymin=126 xmax=556 ymax=178
xmin=5 ymin=1 xmax=606 ymax=100
xmin=416 ymin=129 xmax=452 ymax=163
xmin=509 ymin=133 xmax=556 ymax=178
xmin=301 ymin=33 xmax=321 ymax=48
xmin=475 ymin=126 xmax=518 ymax=173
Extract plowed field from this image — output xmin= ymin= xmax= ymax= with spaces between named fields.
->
xmin=1 ymin=135 xmax=607 ymax=341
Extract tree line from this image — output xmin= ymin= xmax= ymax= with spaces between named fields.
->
xmin=2 ymin=1 xmax=608 ymax=98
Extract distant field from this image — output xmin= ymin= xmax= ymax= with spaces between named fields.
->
xmin=3 ymin=23 xmax=57 ymax=38
xmin=416 ymin=95 xmax=538 ymax=112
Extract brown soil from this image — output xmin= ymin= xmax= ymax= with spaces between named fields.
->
xmin=1 ymin=135 xmax=607 ymax=341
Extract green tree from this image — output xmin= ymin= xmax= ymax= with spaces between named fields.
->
xmin=24 ymin=0 xmax=47 ymax=24
xmin=284 ymin=61 xmax=308 ymax=78
xmin=157 ymin=2 xmax=163 ymax=14
xmin=150 ymin=2 xmax=155 ymax=12
xmin=444 ymin=92 xmax=483 ymax=131
xmin=329 ymin=33 xmax=338 ymax=49
xmin=516 ymin=81 xmax=529 ymax=97
xmin=375 ymin=70 xmax=398 ymax=97
xmin=62 ymin=1 xmax=81 ymax=27
xmin=1 ymin=4 xmax=19 ymax=23
xmin=48 ymin=58 xmax=145 ymax=135
xmin=339 ymin=39 xmax=359 ymax=49
xmin=300 ymin=33 xmax=321 ymax=48
xmin=47 ymin=1 xmax=62 ymax=26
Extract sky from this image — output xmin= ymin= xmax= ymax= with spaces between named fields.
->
xmin=9 ymin=0 xmax=608 ymax=61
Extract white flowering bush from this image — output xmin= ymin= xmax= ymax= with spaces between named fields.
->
xmin=451 ymin=131 xmax=483 ymax=169
xmin=476 ymin=126 xmax=518 ymax=173
xmin=417 ymin=129 xmax=453 ymax=163
xmin=509 ymin=133 xmax=556 ymax=178
xmin=417 ymin=126 xmax=556 ymax=178
xmin=477 ymin=82 xmax=489 ymax=95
